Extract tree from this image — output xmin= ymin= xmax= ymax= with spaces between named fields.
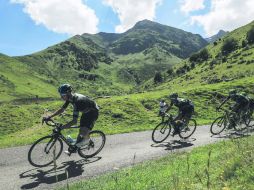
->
xmin=221 ymin=38 xmax=238 ymax=55
xmin=199 ymin=48 xmax=209 ymax=61
xmin=246 ymin=26 xmax=254 ymax=44
xmin=154 ymin=72 xmax=163 ymax=83
xmin=166 ymin=67 xmax=174 ymax=76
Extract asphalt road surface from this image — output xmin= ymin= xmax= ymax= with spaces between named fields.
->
xmin=0 ymin=125 xmax=250 ymax=190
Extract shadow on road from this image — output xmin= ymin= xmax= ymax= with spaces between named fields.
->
xmin=151 ymin=138 xmax=195 ymax=151
xmin=20 ymin=157 xmax=101 ymax=189
xmin=211 ymin=130 xmax=252 ymax=139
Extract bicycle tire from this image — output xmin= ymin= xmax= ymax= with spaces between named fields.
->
xmin=210 ymin=116 xmax=226 ymax=135
xmin=78 ymin=130 xmax=106 ymax=158
xmin=244 ymin=112 xmax=254 ymax=128
xmin=179 ymin=119 xmax=197 ymax=139
xmin=28 ymin=135 xmax=63 ymax=167
xmin=152 ymin=122 xmax=172 ymax=143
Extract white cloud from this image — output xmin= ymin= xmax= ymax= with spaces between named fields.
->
xmin=179 ymin=0 xmax=205 ymax=14
xmin=10 ymin=0 xmax=99 ymax=35
xmin=191 ymin=0 xmax=254 ymax=36
xmin=103 ymin=0 xmax=162 ymax=33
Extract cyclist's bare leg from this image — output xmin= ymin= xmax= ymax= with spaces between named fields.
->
xmin=78 ymin=127 xmax=91 ymax=141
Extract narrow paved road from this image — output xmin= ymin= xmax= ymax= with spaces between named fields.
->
xmin=0 ymin=125 xmax=247 ymax=190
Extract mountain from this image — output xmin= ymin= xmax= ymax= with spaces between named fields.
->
xmin=11 ymin=20 xmax=208 ymax=96
xmin=142 ymin=21 xmax=254 ymax=93
xmin=205 ymin=30 xmax=229 ymax=43
xmin=107 ymin=20 xmax=208 ymax=57
xmin=1 ymin=20 xmax=254 ymax=149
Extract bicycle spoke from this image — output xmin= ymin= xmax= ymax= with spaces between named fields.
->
xmin=28 ymin=136 xmax=63 ymax=167
xmin=152 ymin=122 xmax=171 ymax=143
xmin=78 ymin=130 xmax=106 ymax=158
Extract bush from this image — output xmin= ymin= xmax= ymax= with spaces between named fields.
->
xmin=221 ymin=38 xmax=238 ymax=55
xmin=166 ymin=67 xmax=174 ymax=75
xmin=246 ymin=26 xmax=254 ymax=44
xmin=242 ymin=40 xmax=248 ymax=48
xmin=154 ymin=72 xmax=163 ymax=83
xmin=199 ymin=48 xmax=209 ymax=61
xmin=189 ymin=48 xmax=209 ymax=63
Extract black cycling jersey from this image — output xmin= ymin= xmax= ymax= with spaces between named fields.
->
xmin=62 ymin=93 xmax=98 ymax=119
xmin=170 ymin=98 xmax=194 ymax=110
xmin=230 ymin=94 xmax=249 ymax=105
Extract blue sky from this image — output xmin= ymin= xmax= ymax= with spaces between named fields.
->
xmin=1 ymin=0 xmax=253 ymax=56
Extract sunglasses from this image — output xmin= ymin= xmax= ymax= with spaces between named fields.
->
xmin=60 ymin=93 xmax=67 ymax=97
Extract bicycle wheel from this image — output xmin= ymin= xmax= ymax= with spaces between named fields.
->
xmin=210 ymin=116 xmax=227 ymax=135
xmin=179 ymin=119 xmax=197 ymax=139
xmin=244 ymin=112 xmax=254 ymax=128
xmin=233 ymin=114 xmax=248 ymax=131
xmin=28 ymin=135 xmax=63 ymax=167
xmin=152 ymin=122 xmax=172 ymax=143
xmin=78 ymin=130 xmax=106 ymax=158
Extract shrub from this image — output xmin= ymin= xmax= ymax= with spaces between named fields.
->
xmin=166 ymin=67 xmax=174 ymax=75
xmin=221 ymin=38 xmax=238 ymax=55
xmin=246 ymin=26 xmax=254 ymax=44
xmin=242 ymin=40 xmax=248 ymax=48
xmin=154 ymin=72 xmax=163 ymax=83
xmin=189 ymin=48 xmax=209 ymax=63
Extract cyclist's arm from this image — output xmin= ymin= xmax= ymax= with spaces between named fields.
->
xmin=60 ymin=107 xmax=79 ymax=130
xmin=48 ymin=107 xmax=65 ymax=119
xmin=165 ymin=102 xmax=173 ymax=112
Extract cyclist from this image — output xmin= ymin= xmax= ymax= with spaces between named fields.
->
xmin=166 ymin=93 xmax=194 ymax=135
xmin=216 ymin=89 xmax=249 ymax=128
xmin=240 ymin=92 xmax=254 ymax=118
xmin=158 ymin=99 xmax=168 ymax=121
xmin=43 ymin=84 xmax=99 ymax=155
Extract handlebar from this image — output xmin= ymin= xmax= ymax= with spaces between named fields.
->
xmin=161 ymin=112 xmax=173 ymax=118
xmin=42 ymin=118 xmax=62 ymax=128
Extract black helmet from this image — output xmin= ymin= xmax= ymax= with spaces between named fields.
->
xmin=169 ymin=93 xmax=178 ymax=99
xmin=58 ymin=84 xmax=72 ymax=94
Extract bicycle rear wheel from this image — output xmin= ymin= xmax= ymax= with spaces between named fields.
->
xmin=179 ymin=119 xmax=197 ymax=139
xmin=210 ymin=116 xmax=226 ymax=135
xmin=78 ymin=130 xmax=106 ymax=158
xmin=152 ymin=122 xmax=171 ymax=143
xmin=28 ymin=135 xmax=63 ymax=167
xmin=244 ymin=112 xmax=254 ymax=128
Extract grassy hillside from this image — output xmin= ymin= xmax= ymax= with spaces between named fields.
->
xmin=0 ymin=54 xmax=57 ymax=102
xmin=59 ymin=133 xmax=254 ymax=190
xmin=12 ymin=20 xmax=207 ymax=96
xmin=141 ymin=21 xmax=254 ymax=94
xmin=0 ymin=20 xmax=254 ymax=148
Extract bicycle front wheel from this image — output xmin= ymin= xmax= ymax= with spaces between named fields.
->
xmin=210 ymin=116 xmax=226 ymax=135
xmin=78 ymin=130 xmax=106 ymax=158
xmin=152 ymin=122 xmax=171 ymax=143
xmin=179 ymin=119 xmax=197 ymax=139
xmin=28 ymin=135 xmax=63 ymax=167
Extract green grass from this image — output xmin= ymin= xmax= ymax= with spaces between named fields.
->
xmin=58 ymin=134 xmax=254 ymax=190
xmin=1 ymin=75 xmax=253 ymax=148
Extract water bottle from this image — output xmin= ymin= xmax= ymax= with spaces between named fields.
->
xmin=66 ymin=135 xmax=76 ymax=144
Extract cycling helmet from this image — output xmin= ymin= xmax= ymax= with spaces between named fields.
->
xmin=58 ymin=84 xmax=72 ymax=95
xmin=169 ymin=93 xmax=178 ymax=99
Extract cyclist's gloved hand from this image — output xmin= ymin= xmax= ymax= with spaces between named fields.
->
xmin=42 ymin=116 xmax=51 ymax=124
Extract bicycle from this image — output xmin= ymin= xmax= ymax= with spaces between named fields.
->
xmin=244 ymin=108 xmax=254 ymax=128
xmin=28 ymin=119 xmax=106 ymax=167
xmin=210 ymin=108 xmax=249 ymax=135
xmin=152 ymin=113 xmax=197 ymax=143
